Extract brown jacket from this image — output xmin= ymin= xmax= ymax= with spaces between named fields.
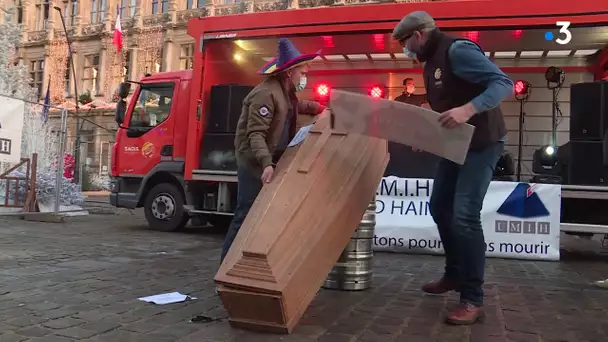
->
xmin=235 ymin=77 xmax=324 ymax=175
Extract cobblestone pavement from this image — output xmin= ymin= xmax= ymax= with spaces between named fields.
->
xmin=0 ymin=212 xmax=607 ymax=342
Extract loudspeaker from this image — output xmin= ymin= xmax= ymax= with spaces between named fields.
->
xmin=207 ymin=84 xmax=254 ymax=133
xmin=383 ymin=142 xmax=439 ymax=178
xmin=569 ymin=81 xmax=608 ymax=141
xmin=568 ymin=141 xmax=608 ymax=185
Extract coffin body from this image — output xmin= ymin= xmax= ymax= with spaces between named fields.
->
xmin=214 ymin=116 xmax=389 ymax=333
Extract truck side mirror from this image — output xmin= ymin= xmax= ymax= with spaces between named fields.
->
xmin=119 ymin=82 xmax=131 ymax=98
xmin=115 ymin=99 xmax=126 ymax=124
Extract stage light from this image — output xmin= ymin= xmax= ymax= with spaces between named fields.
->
xmin=314 ymin=83 xmax=331 ymax=105
xmin=538 ymin=145 xmax=558 ymax=167
xmin=513 ymin=30 xmax=523 ymax=39
xmin=315 ymin=83 xmax=330 ymax=97
xmin=233 ymin=53 xmax=242 ymax=61
xmin=545 ymin=66 xmax=564 ymax=86
xmin=321 ymin=36 xmax=335 ymax=49
xmin=373 ymin=34 xmax=385 ymax=50
xmin=514 ymin=80 xmax=531 ymax=101
xmin=466 ymin=31 xmax=480 ymax=43
xmin=369 ymin=85 xmax=385 ymax=98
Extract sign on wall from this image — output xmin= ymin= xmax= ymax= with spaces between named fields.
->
xmin=373 ymin=177 xmax=562 ymax=261
xmin=0 ymin=97 xmax=25 ymax=163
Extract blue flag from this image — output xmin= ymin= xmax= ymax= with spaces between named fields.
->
xmin=42 ymin=78 xmax=50 ymax=124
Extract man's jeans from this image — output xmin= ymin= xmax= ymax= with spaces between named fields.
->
xmin=429 ymin=142 xmax=504 ymax=306
xmin=220 ymin=165 xmax=263 ymax=263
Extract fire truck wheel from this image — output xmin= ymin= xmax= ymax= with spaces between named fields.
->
xmin=144 ymin=183 xmax=189 ymax=232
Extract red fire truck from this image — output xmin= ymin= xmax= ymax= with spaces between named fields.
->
xmin=110 ymin=0 xmax=608 ymax=233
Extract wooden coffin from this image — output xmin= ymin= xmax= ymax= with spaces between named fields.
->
xmin=214 ymin=115 xmax=388 ymax=334
xmin=330 ymin=89 xmax=475 ymax=165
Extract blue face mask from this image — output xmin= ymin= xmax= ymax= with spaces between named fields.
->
xmin=403 ymin=46 xmax=417 ymax=60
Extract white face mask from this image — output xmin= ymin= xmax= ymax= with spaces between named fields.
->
xmin=295 ymin=75 xmax=307 ymax=92
xmin=403 ymin=46 xmax=417 ymax=60
xmin=406 ymin=85 xmax=415 ymax=94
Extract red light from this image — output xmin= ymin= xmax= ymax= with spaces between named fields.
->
xmin=466 ymin=31 xmax=479 ymax=42
xmin=321 ymin=36 xmax=335 ymax=49
xmin=373 ymin=34 xmax=385 ymax=50
xmin=513 ymin=30 xmax=523 ymax=39
xmin=369 ymin=86 xmax=384 ymax=98
xmin=514 ymin=80 xmax=529 ymax=96
xmin=316 ymin=84 xmax=330 ymax=97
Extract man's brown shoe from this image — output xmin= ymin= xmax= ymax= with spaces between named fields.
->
xmin=422 ymin=278 xmax=459 ymax=294
xmin=446 ymin=303 xmax=484 ymax=325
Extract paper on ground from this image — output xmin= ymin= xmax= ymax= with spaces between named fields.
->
xmin=288 ymin=124 xmax=314 ymax=147
xmin=138 ymin=291 xmax=197 ymax=305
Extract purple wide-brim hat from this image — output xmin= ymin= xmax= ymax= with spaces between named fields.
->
xmin=259 ymin=38 xmax=320 ymax=75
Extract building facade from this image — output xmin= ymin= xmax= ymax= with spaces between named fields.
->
xmin=2 ymin=0 xmax=397 ymax=184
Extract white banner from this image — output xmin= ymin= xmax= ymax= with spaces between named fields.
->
xmin=373 ymin=177 xmax=562 ymax=261
xmin=0 ymin=98 xmax=25 ymax=163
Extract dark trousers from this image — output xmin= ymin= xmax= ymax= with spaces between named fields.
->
xmin=220 ymin=165 xmax=263 ymax=263
xmin=429 ymin=142 xmax=504 ymax=306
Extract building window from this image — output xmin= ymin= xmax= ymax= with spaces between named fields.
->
xmin=64 ymin=57 xmax=72 ymax=96
xmin=82 ymin=54 xmax=100 ymax=95
xmin=4 ymin=0 xmax=24 ymax=24
xmin=29 ymin=60 xmax=44 ymax=99
xmin=120 ymin=0 xmax=135 ymax=17
xmin=187 ymin=0 xmax=209 ymax=9
xmin=123 ymin=51 xmax=131 ymax=81
xmin=67 ymin=0 xmax=78 ymax=26
xmin=141 ymin=48 xmax=164 ymax=75
xmin=179 ymin=44 xmax=194 ymax=70
xmin=91 ymin=0 xmax=106 ymax=24
xmin=152 ymin=0 xmax=168 ymax=14
xmin=35 ymin=0 xmax=49 ymax=30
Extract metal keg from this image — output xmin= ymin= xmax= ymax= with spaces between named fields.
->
xmin=324 ymin=199 xmax=376 ymax=291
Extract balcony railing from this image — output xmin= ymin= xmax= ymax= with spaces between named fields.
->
xmin=26 ymin=0 xmax=440 ymax=43
xmin=176 ymin=8 xmax=211 ymax=25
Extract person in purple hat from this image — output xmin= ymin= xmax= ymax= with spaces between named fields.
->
xmin=220 ymin=38 xmax=328 ymax=263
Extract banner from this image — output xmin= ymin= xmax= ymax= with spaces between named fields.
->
xmin=373 ymin=177 xmax=562 ymax=261
xmin=0 ymin=97 xmax=25 ymax=163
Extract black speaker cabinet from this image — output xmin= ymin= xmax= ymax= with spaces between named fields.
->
xmin=568 ymin=141 xmax=607 ymax=186
xmin=383 ymin=141 xmax=439 ymax=178
xmin=569 ymin=81 xmax=608 ymax=141
xmin=199 ymin=133 xmax=237 ymax=172
xmin=207 ymin=84 xmax=254 ymax=133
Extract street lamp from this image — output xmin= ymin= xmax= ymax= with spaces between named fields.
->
xmin=53 ymin=6 xmax=82 ymax=183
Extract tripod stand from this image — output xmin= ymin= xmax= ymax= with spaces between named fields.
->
xmin=514 ymin=80 xmax=531 ymax=181
xmin=517 ymin=98 xmax=526 ymax=181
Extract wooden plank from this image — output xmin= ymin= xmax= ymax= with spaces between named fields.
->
xmin=329 ymin=89 xmax=474 ymax=165
xmin=215 ymin=116 xmax=388 ymax=333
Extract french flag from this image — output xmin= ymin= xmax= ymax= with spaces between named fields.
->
xmin=113 ymin=4 xmax=123 ymax=53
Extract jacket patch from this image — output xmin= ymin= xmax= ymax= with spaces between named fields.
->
xmin=258 ymin=106 xmax=270 ymax=117
xmin=434 ymin=68 xmax=442 ymax=80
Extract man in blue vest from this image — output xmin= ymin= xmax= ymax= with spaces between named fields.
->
xmin=392 ymin=11 xmax=514 ymax=324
